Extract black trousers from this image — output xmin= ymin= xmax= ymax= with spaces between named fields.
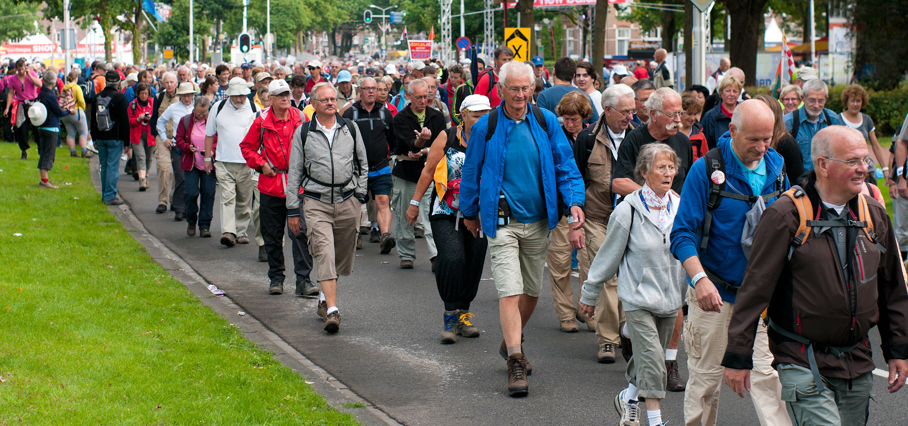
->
xmin=260 ymin=192 xmax=313 ymax=283
xmin=430 ymin=217 xmax=488 ymax=311
xmin=14 ymin=115 xmax=33 ymax=151
xmin=169 ymin=147 xmax=185 ymax=213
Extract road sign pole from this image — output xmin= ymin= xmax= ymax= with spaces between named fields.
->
xmin=691 ymin=0 xmax=715 ymax=86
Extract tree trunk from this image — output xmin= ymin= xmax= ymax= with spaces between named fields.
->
xmin=515 ymin=0 xmax=535 ymax=59
xmin=723 ymin=0 xmax=769 ymax=86
xmin=660 ymin=9 xmax=676 ymax=53
xmin=133 ymin=0 xmax=143 ymax=65
xmin=592 ymin=0 xmax=609 ymax=88
xmin=330 ymin=26 xmax=338 ymax=57
xmin=684 ymin=1 xmax=692 ymax=88
xmin=99 ymin=13 xmax=114 ymax=63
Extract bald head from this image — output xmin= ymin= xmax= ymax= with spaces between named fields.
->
xmin=654 ymin=49 xmax=667 ymax=63
xmin=719 ymin=58 xmax=731 ymax=72
xmin=812 ymin=126 xmax=869 ymax=203
xmin=620 ymin=76 xmax=638 ymax=86
xmin=729 ymin=100 xmax=775 ymax=165
xmin=727 ymin=67 xmax=745 ymax=84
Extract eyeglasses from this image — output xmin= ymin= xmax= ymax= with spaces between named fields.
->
xmin=503 ymin=85 xmax=532 ymax=95
xmin=657 ymin=110 xmax=685 ymax=119
xmin=609 ymin=107 xmax=636 ymax=117
xmin=635 ymin=97 xmax=649 ymax=103
xmin=412 ymin=95 xmax=431 ymax=101
xmin=315 ymin=97 xmax=337 ymax=103
xmin=360 ymin=87 xmax=377 ymax=91
xmin=822 ymin=156 xmax=872 ymax=169
xmin=804 ymin=97 xmax=826 ymax=105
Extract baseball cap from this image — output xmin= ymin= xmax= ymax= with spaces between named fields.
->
xmin=410 ymin=61 xmax=426 ymax=71
xmin=268 ymin=79 xmax=290 ymax=96
xmin=337 ymin=70 xmax=352 ymax=83
xmin=309 ymin=59 xmax=323 ymax=69
xmin=797 ymin=66 xmax=818 ymax=82
xmin=612 ymin=65 xmax=629 ymax=76
xmin=254 ymin=72 xmax=273 ymax=83
xmin=459 ymin=94 xmax=492 ymax=113
xmin=385 ymin=64 xmax=398 ymax=75
xmin=531 ymin=56 xmax=544 ymax=66
xmin=241 ymin=63 xmax=252 ymax=69
xmin=125 ymin=72 xmax=139 ymax=82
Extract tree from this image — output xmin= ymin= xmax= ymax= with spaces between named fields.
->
xmin=0 ymin=0 xmax=39 ymax=42
xmin=851 ymin=0 xmax=908 ymax=90
xmin=768 ymin=0 xmax=828 ymax=44
xmin=719 ymin=0 xmax=770 ymax=86
xmin=35 ymin=0 xmax=134 ymax=63
xmin=616 ymin=0 xmax=684 ymax=53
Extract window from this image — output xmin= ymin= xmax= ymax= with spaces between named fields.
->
xmin=616 ymin=28 xmax=630 ymax=56
xmin=567 ymin=28 xmax=577 ymax=56
xmin=643 ymin=28 xmax=661 ymax=41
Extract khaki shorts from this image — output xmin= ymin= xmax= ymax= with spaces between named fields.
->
xmin=303 ymin=196 xmax=361 ymax=282
xmin=487 ymin=219 xmax=550 ymax=298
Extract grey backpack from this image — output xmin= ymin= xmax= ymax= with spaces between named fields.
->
xmin=96 ymin=94 xmax=115 ymax=131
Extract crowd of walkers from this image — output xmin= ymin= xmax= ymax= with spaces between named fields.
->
xmin=11 ymin=49 xmax=908 ymax=426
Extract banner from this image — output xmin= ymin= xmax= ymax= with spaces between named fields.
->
xmin=505 ymin=0 xmax=624 ymax=7
xmin=408 ymin=40 xmax=432 ymax=60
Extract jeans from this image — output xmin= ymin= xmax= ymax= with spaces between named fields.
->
xmin=260 ymin=193 xmax=313 ymax=283
xmin=184 ymin=167 xmax=217 ymax=229
xmin=96 ymin=139 xmax=123 ymax=201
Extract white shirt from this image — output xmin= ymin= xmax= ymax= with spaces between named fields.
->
xmin=206 ymin=99 xmax=257 ymax=163
xmin=587 ymin=90 xmax=604 ymax=115
xmin=316 ymin=115 xmax=341 ymax=148
xmin=606 ymin=125 xmax=625 ymax=160
xmin=156 ymin=100 xmax=194 ymax=141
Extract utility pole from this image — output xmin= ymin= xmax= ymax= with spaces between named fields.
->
xmin=370 ymin=4 xmax=398 ymax=60
xmin=64 ymin=0 xmax=72 ymax=72
xmin=691 ymin=0 xmax=715 ymax=86
xmin=189 ymin=0 xmax=194 ymax=63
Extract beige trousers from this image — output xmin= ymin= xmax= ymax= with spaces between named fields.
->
xmin=683 ymin=290 xmax=790 ymax=426
xmin=577 ymin=220 xmax=624 ymax=345
xmin=215 ymin=161 xmax=255 ymax=238
xmin=547 ymin=219 xmax=576 ymax=322
xmin=154 ymin=138 xmax=173 ymax=206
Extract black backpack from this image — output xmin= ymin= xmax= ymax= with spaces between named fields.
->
xmin=789 ymin=108 xmax=832 ymax=142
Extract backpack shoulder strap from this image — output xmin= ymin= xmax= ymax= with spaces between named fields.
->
xmin=783 ymin=186 xmax=813 ymax=260
xmin=181 ymin=114 xmax=191 ymax=134
xmin=699 ymin=147 xmax=726 ymax=252
xmin=352 ymin=107 xmax=359 ymax=121
xmin=342 ymin=117 xmax=361 ymax=176
xmin=530 ymin=104 xmax=548 ymax=134
xmin=485 ymin=107 xmax=499 ymax=142
xmin=791 ymin=108 xmax=801 ymax=140
xmin=215 ymin=99 xmax=227 ymax=118
xmin=823 ymin=109 xmax=831 ymax=126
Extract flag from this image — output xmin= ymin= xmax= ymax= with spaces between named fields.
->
xmin=401 ymin=26 xmax=408 ymax=42
xmin=429 ymin=27 xmax=435 ymax=41
xmin=143 ymin=0 xmax=166 ymax=22
xmin=772 ymin=32 xmax=796 ymax=97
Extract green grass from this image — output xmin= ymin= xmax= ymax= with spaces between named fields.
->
xmin=0 ymin=143 xmax=358 ymax=425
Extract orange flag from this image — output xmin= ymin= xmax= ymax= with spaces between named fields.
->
xmin=429 ymin=27 xmax=435 ymax=41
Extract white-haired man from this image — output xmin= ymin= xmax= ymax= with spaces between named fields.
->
xmin=783 ymin=78 xmax=842 ymax=173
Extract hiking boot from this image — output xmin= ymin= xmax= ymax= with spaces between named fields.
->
xmin=620 ymin=321 xmax=633 ymax=362
xmin=139 ymin=178 xmax=148 ymax=191
xmin=174 ymin=212 xmax=185 ymax=222
xmin=39 ymin=181 xmax=59 ymax=189
xmin=186 ymin=223 xmax=196 ymax=236
xmin=666 ymin=360 xmax=686 ymax=392
xmin=220 ymin=233 xmax=237 ymax=247
xmin=614 ymin=389 xmax=640 ymax=426
xmin=379 ymin=233 xmax=396 ymax=254
xmin=400 ymin=259 xmax=413 ymax=269
xmin=103 ymin=198 xmax=125 ymax=205
xmin=81 ymin=150 xmax=94 ymax=158
xmin=369 ymin=228 xmax=380 ymax=243
xmin=598 ymin=343 xmax=616 ymax=364
xmin=415 ymin=227 xmax=425 ymax=238
xmin=70 ymin=151 xmax=78 ymax=157
xmin=454 ymin=311 xmax=480 ymax=337
xmin=316 ymin=300 xmax=327 ymax=320
xmin=258 ymin=246 xmax=268 ymax=262
xmin=440 ymin=312 xmax=457 ymax=344
xmin=236 ymin=236 xmax=250 ymax=244
xmin=156 ymin=204 xmax=167 ymax=214
xmin=359 ymin=225 xmax=370 ymax=235
xmin=506 ymin=353 xmax=529 ymax=397
xmin=577 ymin=312 xmax=596 ymax=332
xmin=356 ymin=234 xmax=363 ymax=250
xmin=560 ymin=320 xmax=579 ymax=333
xmin=499 ymin=338 xmax=532 ymax=375
xmin=268 ymin=279 xmax=283 ymax=295
xmin=295 ymin=278 xmax=318 ymax=298
xmin=324 ymin=311 xmax=341 ymax=333
xmin=200 ymin=229 xmax=211 ymax=238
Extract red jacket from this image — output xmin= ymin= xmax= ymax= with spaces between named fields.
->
xmin=240 ymin=108 xmax=304 ymax=198
xmin=128 ymin=99 xmax=155 ymax=146
xmin=175 ymin=113 xmax=217 ymax=172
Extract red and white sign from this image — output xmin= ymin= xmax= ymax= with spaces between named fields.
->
xmin=408 ymin=40 xmax=432 ymax=60
xmin=505 ymin=0 xmax=624 ymax=7
xmin=0 ymin=42 xmax=132 ymax=56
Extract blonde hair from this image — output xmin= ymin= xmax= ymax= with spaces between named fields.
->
xmin=717 ymin=75 xmax=743 ymax=96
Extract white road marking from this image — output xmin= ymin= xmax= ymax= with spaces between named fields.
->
xmin=873 ymin=368 xmax=889 ymax=379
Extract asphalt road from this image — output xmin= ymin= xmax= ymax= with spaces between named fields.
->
xmin=108 ymin=158 xmax=907 ymax=426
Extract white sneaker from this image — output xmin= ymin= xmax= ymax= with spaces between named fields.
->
xmin=121 ymin=154 xmax=128 ymax=161
xmin=614 ymin=389 xmax=640 ymax=426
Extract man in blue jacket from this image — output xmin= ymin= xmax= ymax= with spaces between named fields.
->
xmin=461 ymin=61 xmax=585 ymax=397
xmin=670 ymin=100 xmax=792 ymax=426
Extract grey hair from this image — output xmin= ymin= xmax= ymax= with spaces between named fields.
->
xmin=779 ymin=84 xmax=802 ymax=100
xmin=42 ymin=70 xmax=56 ymax=87
xmin=644 ymin=88 xmax=680 ymax=122
xmin=194 ymin=95 xmax=210 ymax=109
xmin=803 ymin=79 xmax=828 ymax=98
xmin=811 ymin=128 xmax=838 ymax=166
xmin=634 ymin=143 xmax=679 ymax=185
xmin=310 ymin=82 xmax=335 ymax=101
xmin=178 ymin=66 xmax=190 ymax=74
xmin=162 ymin=72 xmax=176 ymax=82
xmin=358 ymin=76 xmax=376 ymax=87
xmin=631 ymin=79 xmax=655 ymax=96
xmin=407 ymin=78 xmax=428 ymax=94
xmin=602 ymin=84 xmax=635 ymax=110
xmin=380 ymin=76 xmax=394 ymax=87
xmin=498 ymin=60 xmax=535 ymax=88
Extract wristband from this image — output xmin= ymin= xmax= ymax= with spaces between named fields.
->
xmin=898 ymin=167 xmax=905 ymax=177
xmin=409 ymin=199 xmax=420 ymax=207
xmin=883 ymin=167 xmax=890 ymax=172
xmin=204 ymin=158 xmax=212 ymax=162
xmin=691 ymin=272 xmax=708 ymax=285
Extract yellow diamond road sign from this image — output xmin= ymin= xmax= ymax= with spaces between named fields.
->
xmin=504 ymin=28 xmax=531 ymax=62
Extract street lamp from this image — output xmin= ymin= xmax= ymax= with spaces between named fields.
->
xmin=370 ymin=4 xmax=398 ymax=59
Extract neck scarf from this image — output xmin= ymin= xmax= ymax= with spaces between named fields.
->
xmin=640 ymin=183 xmax=672 ymax=228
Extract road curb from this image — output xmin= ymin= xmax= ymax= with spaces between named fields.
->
xmin=90 ymin=156 xmax=402 ymax=426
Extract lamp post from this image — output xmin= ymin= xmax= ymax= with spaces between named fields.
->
xmin=370 ymin=4 xmax=398 ymax=59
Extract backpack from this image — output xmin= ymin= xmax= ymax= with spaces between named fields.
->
xmin=95 ymin=94 xmax=115 ymax=131
xmin=59 ymin=86 xmax=75 ymax=111
xmin=782 ymin=185 xmax=883 ymax=261
xmin=484 ymin=104 xmax=567 ymax=219
xmin=351 ymin=105 xmax=388 ymax=132
xmin=789 ymin=108 xmax=832 ymax=142
xmin=295 ymin=116 xmax=363 ymax=189
xmin=698 ymin=147 xmax=786 ymax=253
xmin=79 ymin=79 xmax=93 ymax=102
xmin=478 ymin=68 xmax=497 ymax=95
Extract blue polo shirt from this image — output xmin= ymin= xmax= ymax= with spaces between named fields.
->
xmin=731 ymin=147 xmax=767 ymax=196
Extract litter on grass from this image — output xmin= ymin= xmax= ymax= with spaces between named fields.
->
xmin=13 ymin=233 xmax=22 ymax=236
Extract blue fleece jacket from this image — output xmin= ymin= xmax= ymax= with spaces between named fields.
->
xmin=669 ymin=132 xmax=789 ymax=304
xmin=460 ymin=105 xmax=585 ymax=238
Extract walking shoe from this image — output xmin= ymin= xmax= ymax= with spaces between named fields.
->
xmin=139 ymin=178 xmax=148 ymax=191
xmin=186 ymin=223 xmax=197 ymax=236
xmin=415 ymin=227 xmax=425 ymax=238
xmin=316 ymin=300 xmax=327 ymax=320
xmin=499 ymin=338 xmax=532 ymax=375
xmin=103 ymin=198 xmax=125 ymax=205
xmin=39 ymin=181 xmax=59 ymax=189
xmin=400 ymin=259 xmax=413 ymax=269
xmin=598 ymin=343 xmax=616 ymax=364
xmin=258 ymin=246 xmax=268 ymax=262
xmin=454 ymin=311 xmax=480 ymax=337
xmin=123 ymin=165 xmax=133 ymax=176
xmin=614 ymin=389 xmax=640 ymax=426
xmin=431 ymin=256 xmax=437 ymax=273
xmin=81 ymin=150 xmax=94 ymax=158
xmin=155 ymin=204 xmax=167 ymax=214
xmin=359 ymin=225 xmax=370 ymax=235
xmin=620 ymin=320 xmax=633 ymax=362
xmin=440 ymin=313 xmax=457 ymax=344
xmin=666 ymin=360 xmax=686 ymax=392
xmin=70 ymin=151 xmax=78 ymax=157
xmin=324 ymin=311 xmax=341 ymax=333
xmin=220 ymin=233 xmax=236 ymax=247
xmin=236 ymin=236 xmax=250 ymax=244
xmin=20 ymin=150 xmax=26 ymax=160
xmin=379 ymin=233 xmax=396 ymax=254
xmin=560 ymin=320 xmax=579 ymax=333
xmin=268 ymin=279 xmax=283 ymax=295
xmin=356 ymin=234 xmax=363 ymax=250
xmin=87 ymin=144 xmax=98 ymax=154
xmin=174 ymin=212 xmax=185 ymax=222
xmin=295 ymin=278 xmax=318 ymax=297
xmin=506 ymin=353 xmax=529 ymax=397
xmin=369 ymin=228 xmax=380 ymax=243
xmin=200 ymin=229 xmax=211 ymax=238
xmin=577 ymin=312 xmax=596 ymax=332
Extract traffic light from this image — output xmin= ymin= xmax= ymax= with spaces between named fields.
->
xmin=364 ymin=10 xmax=372 ymax=24
xmin=239 ymin=33 xmax=251 ymax=53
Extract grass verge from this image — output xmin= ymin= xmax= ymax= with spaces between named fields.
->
xmin=0 ymin=143 xmax=358 ymax=425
